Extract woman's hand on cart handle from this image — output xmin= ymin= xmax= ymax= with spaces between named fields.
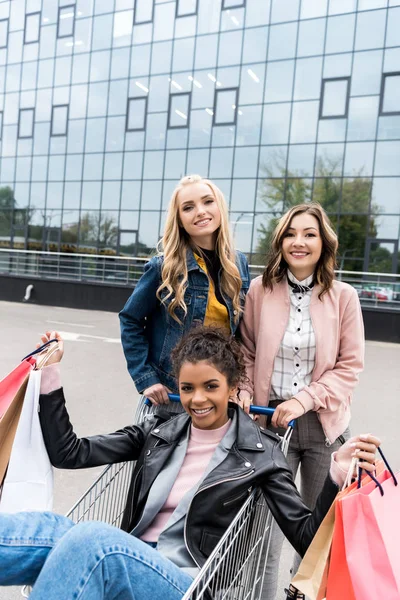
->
xmin=336 ymin=434 xmax=381 ymax=474
xmin=271 ymin=398 xmax=305 ymax=429
xmin=143 ymin=383 xmax=172 ymax=405
xmin=37 ymin=331 xmax=64 ymax=365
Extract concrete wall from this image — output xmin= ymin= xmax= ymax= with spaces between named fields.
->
xmin=0 ymin=274 xmax=399 ymax=343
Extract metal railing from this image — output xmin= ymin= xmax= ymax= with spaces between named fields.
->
xmin=0 ymin=248 xmax=399 ymax=311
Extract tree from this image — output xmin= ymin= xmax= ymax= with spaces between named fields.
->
xmin=256 ymin=154 xmax=379 ymax=272
xmin=0 ymin=186 xmax=33 ymax=245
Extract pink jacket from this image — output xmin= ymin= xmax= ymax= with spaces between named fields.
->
xmin=240 ymin=276 xmax=365 ymax=445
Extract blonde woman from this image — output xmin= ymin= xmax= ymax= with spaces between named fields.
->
xmin=239 ymin=203 xmax=364 ymax=600
xmin=120 ymin=174 xmax=250 ymax=404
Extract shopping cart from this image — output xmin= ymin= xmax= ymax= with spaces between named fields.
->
xmin=24 ymin=397 xmax=294 ymax=599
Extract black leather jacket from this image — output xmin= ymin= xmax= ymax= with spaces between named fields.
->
xmin=39 ymin=390 xmax=338 ymax=569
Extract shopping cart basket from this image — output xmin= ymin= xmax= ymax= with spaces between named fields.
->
xmin=24 ymin=398 xmax=294 ymax=599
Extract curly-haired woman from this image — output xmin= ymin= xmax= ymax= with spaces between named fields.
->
xmin=239 ymin=202 xmax=365 ymax=599
xmin=119 ymin=174 xmax=249 ymax=407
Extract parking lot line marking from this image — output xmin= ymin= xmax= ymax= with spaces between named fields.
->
xmin=46 ymin=320 xmax=95 ymax=328
xmin=44 ymin=331 xmax=120 ymax=344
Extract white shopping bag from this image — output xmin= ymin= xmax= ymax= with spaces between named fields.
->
xmin=0 ymin=369 xmax=53 ymax=512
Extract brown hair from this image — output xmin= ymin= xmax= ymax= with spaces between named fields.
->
xmin=262 ymin=202 xmax=338 ymax=298
xmin=171 ymin=326 xmax=247 ymax=389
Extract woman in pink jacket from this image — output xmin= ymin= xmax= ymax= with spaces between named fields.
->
xmin=239 ymin=202 xmax=364 ymax=600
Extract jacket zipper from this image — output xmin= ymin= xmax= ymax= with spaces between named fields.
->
xmin=183 ymin=469 xmax=255 ymax=567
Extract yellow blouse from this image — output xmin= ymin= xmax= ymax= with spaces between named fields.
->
xmin=194 ymin=253 xmax=230 ymax=332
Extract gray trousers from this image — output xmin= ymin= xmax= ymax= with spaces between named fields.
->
xmin=262 ymin=409 xmax=349 ymax=600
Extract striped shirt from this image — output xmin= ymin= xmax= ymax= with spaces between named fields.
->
xmin=269 ymin=271 xmax=316 ymax=402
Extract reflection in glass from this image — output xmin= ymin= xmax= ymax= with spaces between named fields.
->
xmin=264 ymin=60 xmax=295 ymax=103
xmin=0 ymin=19 xmax=8 ymax=48
xmin=344 ymin=142 xmax=375 ymax=176
xmin=347 ymin=96 xmax=379 ymax=141
xmin=301 ymin=0 xmax=328 ymax=18
xmin=176 ymin=0 xmax=198 ymax=17
xmin=236 ymin=104 xmax=262 ymax=146
xmin=355 ymin=9 xmax=386 ymax=50
xmin=195 ymin=34 xmax=218 ymax=70
xmin=290 ymin=101 xmax=319 ymax=143
xmin=380 ymin=74 xmax=400 ymax=115
xmin=51 ymin=104 xmax=68 ymax=136
xmin=325 ymin=14 xmax=356 ymax=54
xmin=169 ymin=93 xmax=191 ymax=128
xmin=377 ymin=115 xmax=400 ymax=140
xmin=123 ymin=152 xmax=144 ymax=180
xmin=218 ymin=31 xmax=243 ymax=67
xmin=371 ymin=177 xmax=400 ymax=214
xmin=90 ymin=50 xmax=111 ymax=82
xmin=135 ymin=0 xmax=154 ymax=24
xmin=294 ymin=57 xmax=323 ymax=101
xmin=143 ymin=150 xmax=164 ymax=179
xmin=63 ymin=182 xmax=82 ymax=209
xmin=25 ymin=12 xmax=41 ymax=44
xmin=209 ymin=147 xmax=234 ymax=179
xmin=104 ymin=153 xmax=123 ymax=180
xmin=288 ymin=144 xmax=315 ymax=177
xmin=141 ymin=181 xmax=163 ymax=211
xmin=101 ymin=183 xmax=122 ymax=211
xmin=242 ymin=27 xmax=268 ymax=64
xmin=261 ymin=103 xmax=290 ymax=145
xmin=239 ymin=65 xmax=265 ymax=105
xmin=230 ymin=179 xmax=256 ymax=211
xmin=258 ymin=146 xmax=288 ymax=178
xmin=374 ymin=141 xmax=400 ymax=176
xmin=18 ymin=108 xmax=34 ymax=138
xmin=214 ymin=88 xmax=238 ymax=125
xmin=351 ymin=50 xmax=383 ymax=96
xmin=234 ymin=146 xmax=259 ymax=178
xmin=297 ymin=18 xmax=325 ymax=57
xmin=138 ymin=211 xmax=160 ymax=253
xmin=164 ymin=149 xmax=187 ymax=179
xmin=121 ymin=182 xmax=141 ymax=210
xmin=145 ymin=112 xmax=167 ymax=150
xmin=113 ymin=10 xmax=133 ymax=46
xmin=320 ymin=78 xmax=349 ymax=118
xmin=85 ymin=117 xmax=106 ymax=153
xmin=127 ymin=97 xmax=147 ymax=131
xmin=268 ymin=22 xmax=297 ymax=60
xmin=271 ymin=0 xmax=299 ymax=22
xmin=57 ymin=6 xmax=75 ymax=38
xmin=173 ymin=37 xmax=194 ymax=72
xmin=230 ymin=211 xmax=253 ymax=253
xmin=186 ymin=148 xmax=210 ymax=177
xmin=386 ymin=7 xmax=400 ymax=47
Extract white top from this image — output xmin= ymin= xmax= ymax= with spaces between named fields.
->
xmin=269 ymin=270 xmax=316 ymax=402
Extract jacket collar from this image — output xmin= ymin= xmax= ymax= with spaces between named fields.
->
xmin=150 ymin=403 xmax=265 ymax=452
xmin=186 ymin=248 xmax=203 ymax=272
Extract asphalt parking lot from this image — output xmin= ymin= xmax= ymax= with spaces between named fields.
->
xmin=0 ymin=300 xmax=399 ymax=600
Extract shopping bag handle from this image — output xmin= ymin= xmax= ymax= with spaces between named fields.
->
xmin=21 ymin=339 xmax=58 ymax=362
xmin=357 ymin=447 xmax=398 ymax=494
xmin=144 ymin=394 xmax=296 ymax=428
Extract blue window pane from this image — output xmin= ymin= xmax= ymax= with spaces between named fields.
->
xmin=268 ymin=22 xmax=297 ymax=60
xmin=355 ymin=9 xmax=386 ymax=51
xmin=326 ymin=14 xmax=356 ymax=54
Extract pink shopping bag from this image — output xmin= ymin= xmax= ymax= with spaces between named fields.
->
xmin=0 ymin=358 xmax=35 ymax=418
xmin=342 ymin=453 xmax=400 ymax=600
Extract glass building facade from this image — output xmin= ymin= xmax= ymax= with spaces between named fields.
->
xmin=0 ymin=0 xmax=399 ymax=273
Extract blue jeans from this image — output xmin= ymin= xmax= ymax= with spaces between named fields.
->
xmin=0 ymin=512 xmax=193 ymax=599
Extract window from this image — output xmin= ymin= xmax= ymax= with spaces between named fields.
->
xmin=24 ymin=12 xmax=41 ymax=44
xmin=168 ymin=92 xmax=191 ymax=129
xmin=319 ymin=77 xmax=350 ymax=119
xmin=379 ymin=72 xmax=400 ymax=116
xmin=51 ymin=105 xmax=69 ymax=136
xmin=222 ymin=0 xmax=246 ymax=8
xmin=0 ymin=111 xmax=3 ymax=140
xmin=0 ymin=18 xmax=9 ymax=49
xmin=126 ymin=97 xmax=148 ymax=132
xmin=18 ymin=108 xmax=35 ymax=139
xmin=57 ymin=5 xmax=76 ymax=38
xmin=134 ymin=0 xmax=154 ymax=24
xmin=176 ymin=0 xmax=198 ymax=17
xmin=213 ymin=87 xmax=239 ymax=126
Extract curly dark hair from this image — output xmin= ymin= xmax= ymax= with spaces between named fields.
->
xmin=171 ymin=326 xmax=247 ymax=389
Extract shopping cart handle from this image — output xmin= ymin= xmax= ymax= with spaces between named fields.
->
xmin=144 ymin=395 xmax=295 ymax=428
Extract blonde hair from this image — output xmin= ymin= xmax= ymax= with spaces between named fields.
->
xmin=262 ymin=202 xmax=338 ymax=298
xmin=157 ymin=174 xmax=242 ymax=323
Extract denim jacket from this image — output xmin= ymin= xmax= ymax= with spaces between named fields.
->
xmin=119 ymin=249 xmax=250 ymax=394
